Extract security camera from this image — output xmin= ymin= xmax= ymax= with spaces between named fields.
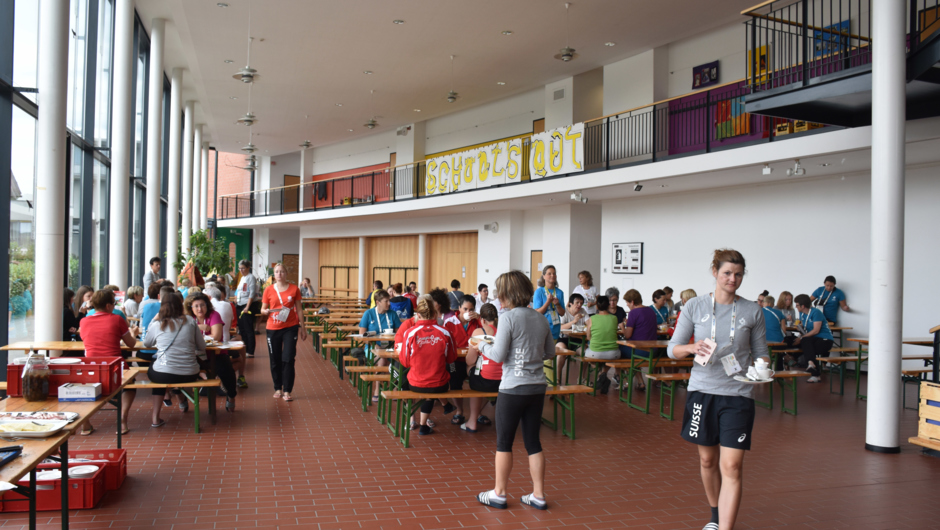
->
xmin=786 ymin=159 xmax=805 ymax=177
xmin=633 ymin=182 xmax=643 ymax=192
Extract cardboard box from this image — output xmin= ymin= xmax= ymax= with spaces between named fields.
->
xmin=793 ymin=120 xmax=824 ymax=133
xmin=58 ymin=383 xmax=102 ymax=402
xmin=775 ymin=122 xmax=794 ymax=136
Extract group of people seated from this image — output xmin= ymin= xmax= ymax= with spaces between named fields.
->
xmin=59 ymin=256 xmax=250 ymax=435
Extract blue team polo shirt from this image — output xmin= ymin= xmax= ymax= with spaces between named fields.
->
xmin=533 ymin=286 xmax=565 ymax=339
xmin=802 ymin=307 xmax=834 ymax=341
xmin=811 ymin=286 xmax=845 ymax=323
xmin=650 ymin=304 xmax=669 ymax=325
xmin=358 ymin=307 xmax=402 ymax=335
xmin=762 ymin=306 xmax=785 ymax=343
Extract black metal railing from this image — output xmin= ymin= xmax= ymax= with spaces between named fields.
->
xmin=910 ymin=0 xmax=940 ymax=53
xmin=744 ymin=0 xmax=873 ymax=93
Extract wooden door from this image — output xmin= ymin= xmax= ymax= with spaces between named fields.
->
xmin=533 ymin=119 xmax=545 ymax=134
xmin=389 ymin=152 xmax=397 ymax=168
xmin=428 ymin=233 xmax=477 ymax=291
xmin=530 ymin=250 xmax=543 ymax=289
xmin=284 ymin=175 xmax=300 ymax=213
xmin=282 ymin=254 xmax=300 ymax=284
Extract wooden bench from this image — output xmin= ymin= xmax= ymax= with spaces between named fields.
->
xmin=815 ymin=355 xmax=868 ymax=396
xmin=360 ymin=373 xmax=392 ymax=414
xmin=901 ymin=369 xmax=933 ymax=410
xmin=381 ymin=385 xmax=593 ymax=448
xmin=125 ymin=356 xmax=151 ymax=364
xmin=604 ymin=358 xmax=693 ymax=413
xmin=344 ymin=364 xmax=388 ymax=396
xmin=126 ymin=378 xmax=221 ymax=433
xmin=323 ymin=340 xmax=353 ymax=373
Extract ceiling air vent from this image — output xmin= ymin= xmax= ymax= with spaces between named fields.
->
xmin=554 ymin=88 xmax=565 ymax=101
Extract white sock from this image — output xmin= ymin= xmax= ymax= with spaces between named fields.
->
xmin=487 ymin=490 xmax=506 ymax=501
xmin=526 ymin=494 xmax=545 ymax=506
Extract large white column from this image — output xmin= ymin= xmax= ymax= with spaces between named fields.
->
xmin=144 ymin=18 xmax=164 ymax=264
xmin=165 ymin=68 xmax=183 ymax=283
xmin=181 ymin=102 xmax=195 ymax=256
xmin=200 ymin=142 xmax=209 ymax=229
xmin=298 ymin=148 xmax=306 ymax=212
xmin=417 ymin=234 xmax=427 ymax=295
xmin=865 ymin=0 xmax=907 ymax=453
xmin=192 ymin=125 xmax=203 ymax=233
xmin=358 ymin=237 xmax=368 ymax=299
xmin=108 ymin=0 xmax=134 ymax=288
xmin=34 ymin=0 xmax=69 ymax=343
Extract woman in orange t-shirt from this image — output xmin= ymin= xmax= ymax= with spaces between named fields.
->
xmin=261 ymin=263 xmax=307 ymax=402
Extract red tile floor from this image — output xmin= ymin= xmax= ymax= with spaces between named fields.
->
xmin=3 ymin=337 xmax=940 ymax=530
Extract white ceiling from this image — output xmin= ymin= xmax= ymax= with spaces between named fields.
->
xmin=134 ymin=0 xmax=757 ymax=155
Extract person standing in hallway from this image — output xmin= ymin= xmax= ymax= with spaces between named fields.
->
xmin=448 ymin=279 xmax=465 ymax=311
xmin=261 ymin=263 xmax=307 ymax=402
xmin=667 ymin=249 xmax=768 ymax=530
xmin=572 ymin=271 xmax=598 ymax=315
xmin=533 ymin=265 xmax=564 ymax=343
xmin=235 ymin=260 xmax=260 ymax=358
xmin=811 ymin=276 xmax=850 ymax=324
xmin=143 ymin=257 xmax=162 ymax=291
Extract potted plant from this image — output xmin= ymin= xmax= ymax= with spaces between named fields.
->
xmin=174 ymin=229 xmax=235 ymax=286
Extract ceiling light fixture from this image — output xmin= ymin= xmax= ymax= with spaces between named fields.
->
xmin=334 ymin=103 xmax=342 ymax=107
xmin=502 ymin=30 xmax=513 ymax=35
xmin=217 ymin=2 xmax=229 ymax=7
xmin=497 ymin=81 xmax=506 ymax=85
xmin=786 ymin=159 xmax=805 ymax=177
xmin=633 ymin=182 xmax=643 ymax=192
xmin=818 ymin=162 xmax=832 ymax=167
xmin=237 ymin=83 xmax=257 ymax=126
xmin=363 ymin=89 xmax=379 ymax=129
xmin=224 ymin=59 xmax=234 ymax=63
xmin=446 ymin=55 xmax=460 ymax=103
xmin=570 ymin=190 xmax=588 ymax=204
xmin=393 ymin=19 xmax=405 ymax=24
xmin=229 ymin=96 xmax=238 ymax=100
xmin=232 ymin=1 xmax=259 ymax=83
xmin=605 ymin=42 xmax=616 ymax=47
xmin=348 ymin=129 xmax=354 ymax=132
xmin=363 ymin=70 xmax=373 ymax=75
xmin=299 ymin=115 xmax=311 ymax=149
xmin=554 ymin=3 xmax=578 ymax=62
xmin=413 ymin=109 xmax=421 ymax=112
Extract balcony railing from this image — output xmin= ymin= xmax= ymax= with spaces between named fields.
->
xmin=218 ymin=78 xmax=836 ymax=221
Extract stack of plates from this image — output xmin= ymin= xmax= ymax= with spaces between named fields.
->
xmin=69 ymin=465 xmax=99 ymax=478
xmin=35 ymin=470 xmax=61 ymax=481
xmin=50 ymin=358 xmax=82 ymax=365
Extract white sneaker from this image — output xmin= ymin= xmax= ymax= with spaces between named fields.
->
xmin=806 ymin=376 xmax=821 ymax=383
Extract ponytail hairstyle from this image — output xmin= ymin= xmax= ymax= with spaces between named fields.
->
xmin=479 ymin=303 xmax=498 ymax=328
xmin=711 ymin=248 xmax=746 ymax=272
xmin=415 ymin=295 xmax=437 ymax=321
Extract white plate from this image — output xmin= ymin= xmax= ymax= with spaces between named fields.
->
xmin=0 ymin=419 xmax=70 ymax=438
xmin=35 ymin=470 xmax=61 ymax=481
xmin=733 ymin=370 xmax=775 ymax=384
xmin=50 ymin=358 xmax=81 ymax=364
xmin=468 ymin=335 xmax=496 ymax=347
xmin=69 ymin=465 xmax=99 ymax=477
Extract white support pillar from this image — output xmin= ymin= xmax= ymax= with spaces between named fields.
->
xmin=200 ymin=142 xmax=209 ymax=230
xmin=298 ymin=147 xmax=306 ymax=212
xmin=865 ymin=0 xmax=907 ymax=454
xmin=358 ymin=237 xmax=368 ymax=299
xmin=417 ymin=234 xmax=427 ymax=295
xmin=144 ymin=18 xmax=164 ymax=265
xmin=181 ymin=102 xmax=195 ymax=256
xmin=108 ymin=0 xmax=134 ymax=288
xmin=34 ymin=0 xmax=69 ymax=343
xmin=192 ymin=124 xmax=203 ymax=233
xmin=165 ymin=68 xmax=183 ymax=283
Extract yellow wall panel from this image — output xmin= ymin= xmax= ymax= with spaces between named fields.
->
xmin=318 ymin=238 xmax=359 ymax=297
xmin=368 ymin=235 xmax=419 ymax=288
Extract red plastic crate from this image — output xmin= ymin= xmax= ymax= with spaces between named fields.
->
xmin=1 ymin=462 xmax=106 ymax=512
xmin=6 ymin=357 xmax=123 ymax=397
xmin=70 ymin=449 xmax=127 ymax=490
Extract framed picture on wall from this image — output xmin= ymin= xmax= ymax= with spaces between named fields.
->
xmin=612 ymin=243 xmax=643 ymax=274
xmin=692 ymin=60 xmax=720 ymax=89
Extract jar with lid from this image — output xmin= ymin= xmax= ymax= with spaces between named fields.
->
xmin=22 ymin=353 xmax=51 ymax=401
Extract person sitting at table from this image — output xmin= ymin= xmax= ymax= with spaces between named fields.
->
xmin=86 ymin=284 xmax=128 ymax=322
xmin=205 ymin=286 xmax=246 ymax=389
xmin=584 ymin=296 xmax=621 ymax=394
xmin=462 ymin=303 xmax=500 ymax=432
xmin=124 ymin=286 xmax=144 ymax=319
xmin=179 ymin=277 xmax=191 ymax=299
xmin=359 ymin=289 xmax=403 ymax=402
xmin=669 ymin=289 xmax=699 ymax=337
xmin=143 ymin=293 xmax=208 ymax=428
xmin=430 ymin=288 xmax=454 ymax=323
xmin=556 ymin=293 xmax=587 ymax=379
xmin=367 ymin=280 xmax=384 ymax=308
xmin=409 ymin=281 xmax=419 ymax=297
xmin=399 ymin=296 xmax=458 ymax=436
xmin=761 ymin=295 xmax=787 ymax=344
xmin=811 ymin=276 xmax=850 ymax=324
xmin=662 ymin=286 xmax=675 ymax=314
xmin=389 ymin=283 xmax=413 ymax=321
xmin=650 ymin=289 xmax=669 ymax=326
xmin=474 ymin=283 xmax=491 ymax=313
xmin=792 ymin=294 xmax=835 ymax=383
xmin=443 ymin=294 xmax=483 ymax=425
xmin=756 ymin=290 xmax=768 ymax=308
xmin=620 ymin=289 xmax=660 ymax=391
xmin=80 ymin=289 xmax=139 ymax=436
xmin=300 ymin=277 xmax=315 ymax=298
xmin=776 ymin=291 xmax=796 ymax=325
xmin=186 ymin=293 xmax=237 ymax=412
xmin=63 ymin=288 xmax=81 ymax=342
xmin=403 ymin=283 xmax=418 ymax=309
xmin=572 ymin=271 xmax=598 ymax=316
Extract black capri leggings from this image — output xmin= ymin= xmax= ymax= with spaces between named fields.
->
xmin=267 ymin=325 xmax=299 ymax=393
xmin=147 ymin=367 xmax=199 ymax=396
xmin=496 ymin=391 xmax=546 ymax=455
xmin=410 ymin=384 xmax=449 ymax=414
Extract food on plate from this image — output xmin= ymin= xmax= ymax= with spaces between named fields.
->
xmin=0 ymin=422 xmax=53 ymax=433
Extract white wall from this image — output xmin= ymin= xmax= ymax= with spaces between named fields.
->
xmin=310 ymin=130 xmax=396 ymax=176
xmin=666 ymin=22 xmax=746 ymax=98
xmin=604 ymin=50 xmax=656 ymax=116
xmin=573 ymin=68 xmax=604 ymax=124
xmin=544 ymin=77 xmax=574 ymax=131
xmin=299 ymin=237 xmax=318 ymax=287
xmin=598 ymin=165 xmax=940 ymax=364
xmin=424 ymin=89 xmax=543 ymax=155
xmin=519 ymin=208 xmax=545 ymax=278
xmin=268 ymin=227 xmax=300 ymax=264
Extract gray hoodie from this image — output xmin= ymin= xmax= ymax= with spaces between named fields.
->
xmin=479 ymin=307 xmax=556 ymax=394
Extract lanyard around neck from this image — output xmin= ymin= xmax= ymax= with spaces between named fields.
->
xmin=711 ymin=294 xmax=737 ymax=345
xmin=819 ymin=288 xmax=833 ymax=306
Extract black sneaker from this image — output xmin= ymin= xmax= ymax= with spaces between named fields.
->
xmin=443 ymin=403 xmax=457 ymax=415
xmin=419 ymin=425 xmax=433 ymax=436
xmin=598 ymin=373 xmax=611 ymax=395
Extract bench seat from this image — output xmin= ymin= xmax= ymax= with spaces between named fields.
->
xmin=126 ymin=378 xmax=221 ymax=434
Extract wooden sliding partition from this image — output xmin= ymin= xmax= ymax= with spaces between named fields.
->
xmin=319 ymin=238 xmax=359 ymax=298
xmin=427 ymin=232 xmax=478 ymax=292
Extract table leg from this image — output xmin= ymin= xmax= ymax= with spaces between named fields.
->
xmin=60 ymin=439 xmax=68 ymax=529
xmin=29 ymin=468 xmax=36 ymax=530
xmin=115 ymin=387 xmax=123 ymax=449
xmin=552 ymin=393 xmax=576 ymax=440
xmin=193 ymin=389 xmax=201 ymax=434
xmin=856 ymin=344 xmax=867 ymax=400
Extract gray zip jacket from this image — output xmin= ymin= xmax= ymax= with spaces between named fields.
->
xmin=479 ymin=307 xmax=556 ymax=394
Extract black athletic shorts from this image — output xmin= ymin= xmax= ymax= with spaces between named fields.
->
xmin=468 ymin=371 xmax=501 ymax=393
xmin=681 ymin=391 xmax=755 ymax=450
xmin=449 ymin=360 xmax=468 ymax=390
